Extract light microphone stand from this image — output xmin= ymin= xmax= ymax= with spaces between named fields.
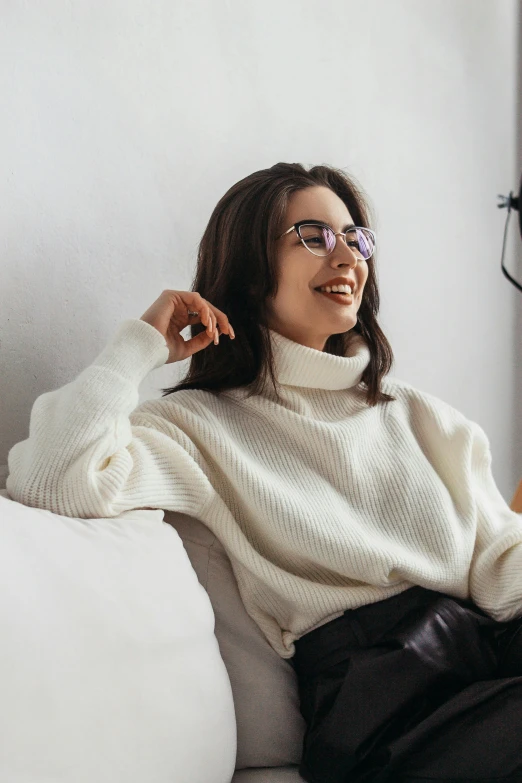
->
xmin=497 ymin=170 xmax=522 ymax=293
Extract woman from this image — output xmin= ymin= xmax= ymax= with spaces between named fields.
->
xmin=7 ymin=162 xmax=522 ymax=782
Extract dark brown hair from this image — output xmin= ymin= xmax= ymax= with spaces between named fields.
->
xmin=161 ymin=162 xmax=396 ymax=407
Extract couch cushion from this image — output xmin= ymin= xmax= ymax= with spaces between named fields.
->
xmin=0 ymin=493 xmax=236 ymax=783
xmin=164 ymin=511 xmax=306 ymax=771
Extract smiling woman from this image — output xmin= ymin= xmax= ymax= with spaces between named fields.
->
xmin=8 ymin=160 xmax=522 ymax=783
xmin=268 ymin=186 xmax=377 ymax=350
xmin=160 ymin=162 xmax=395 ymax=409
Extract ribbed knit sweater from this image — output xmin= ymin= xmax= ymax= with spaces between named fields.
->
xmin=6 ymin=318 xmax=522 ymax=658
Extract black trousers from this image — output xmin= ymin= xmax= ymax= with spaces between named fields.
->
xmin=291 ymin=586 xmax=522 ymax=783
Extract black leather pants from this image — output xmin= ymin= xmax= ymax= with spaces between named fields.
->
xmin=292 ymin=586 xmax=522 ymax=783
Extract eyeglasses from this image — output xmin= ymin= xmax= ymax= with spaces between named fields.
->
xmin=276 ymin=220 xmax=376 ymax=260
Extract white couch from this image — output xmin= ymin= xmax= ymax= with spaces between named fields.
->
xmin=0 ymin=489 xmax=306 ymax=782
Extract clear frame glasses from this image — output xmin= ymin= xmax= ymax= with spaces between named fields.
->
xmin=276 ymin=220 xmax=376 ymax=260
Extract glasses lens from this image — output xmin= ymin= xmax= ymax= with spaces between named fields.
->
xmin=299 ymin=224 xmax=375 ymax=259
xmin=348 ymin=228 xmax=375 ymax=260
xmin=299 ymin=224 xmax=336 ymax=255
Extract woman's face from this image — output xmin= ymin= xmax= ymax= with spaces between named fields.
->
xmin=266 ymin=185 xmax=369 ymax=351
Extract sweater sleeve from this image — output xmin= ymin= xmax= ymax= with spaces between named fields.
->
xmin=403 ymin=382 xmax=522 ymax=622
xmin=5 ymin=319 xmax=216 ymax=519
xmin=466 ymin=421 xmax=522 ymax=621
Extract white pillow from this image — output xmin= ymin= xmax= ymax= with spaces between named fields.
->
xmin=0 ymin=492 xmax=236 ymax=783
xmin=164 ymin=511 xmax=306 ymax=770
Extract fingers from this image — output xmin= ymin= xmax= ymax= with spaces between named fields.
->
xmin=160 ymin=289 xmax=235 ymax=346
xmin=193 ymin=296 xmax=234 ymax=342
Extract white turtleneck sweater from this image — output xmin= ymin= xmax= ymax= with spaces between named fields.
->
xmin=6 ymin=319 xmax=522 ymax=658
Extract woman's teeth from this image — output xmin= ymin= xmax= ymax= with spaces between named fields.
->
xmin=316 ymin=284 xmax=353 ymax=295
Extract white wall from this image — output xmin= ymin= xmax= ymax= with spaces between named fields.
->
xmin=513 ymin=4 xmax=522 ymax=502
xmin=1 ymin=0 xmax=521 ymax=502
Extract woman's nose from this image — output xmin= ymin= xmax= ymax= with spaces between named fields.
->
xmin=332 ymin=233 xmax=360 ymax=265
xmin=335 ymin=239 xmax=360 ymax=266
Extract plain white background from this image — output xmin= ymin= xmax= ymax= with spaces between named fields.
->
xmin=1 ymin=0 xmax=521 ymax=501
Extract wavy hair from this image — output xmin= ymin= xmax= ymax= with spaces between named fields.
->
xmin=161 ymin=162 xmax=396 ymax=407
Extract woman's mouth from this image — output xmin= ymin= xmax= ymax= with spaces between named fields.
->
xmin=314 ymin=289 xmax=354 ymax=305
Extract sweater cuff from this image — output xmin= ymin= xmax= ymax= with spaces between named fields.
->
xmin=91 ymin=319 xmax=170 ymax=386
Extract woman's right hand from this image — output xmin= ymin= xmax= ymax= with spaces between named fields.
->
xmin=140 ymin=290 xmax=235 ymax=364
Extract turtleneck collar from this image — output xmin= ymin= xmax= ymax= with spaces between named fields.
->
xmin=267 ymin=328 xmax=371 ymax=391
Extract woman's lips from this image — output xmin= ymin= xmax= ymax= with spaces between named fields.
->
xmin=314 ymin=289 xmax=354 ymax=305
